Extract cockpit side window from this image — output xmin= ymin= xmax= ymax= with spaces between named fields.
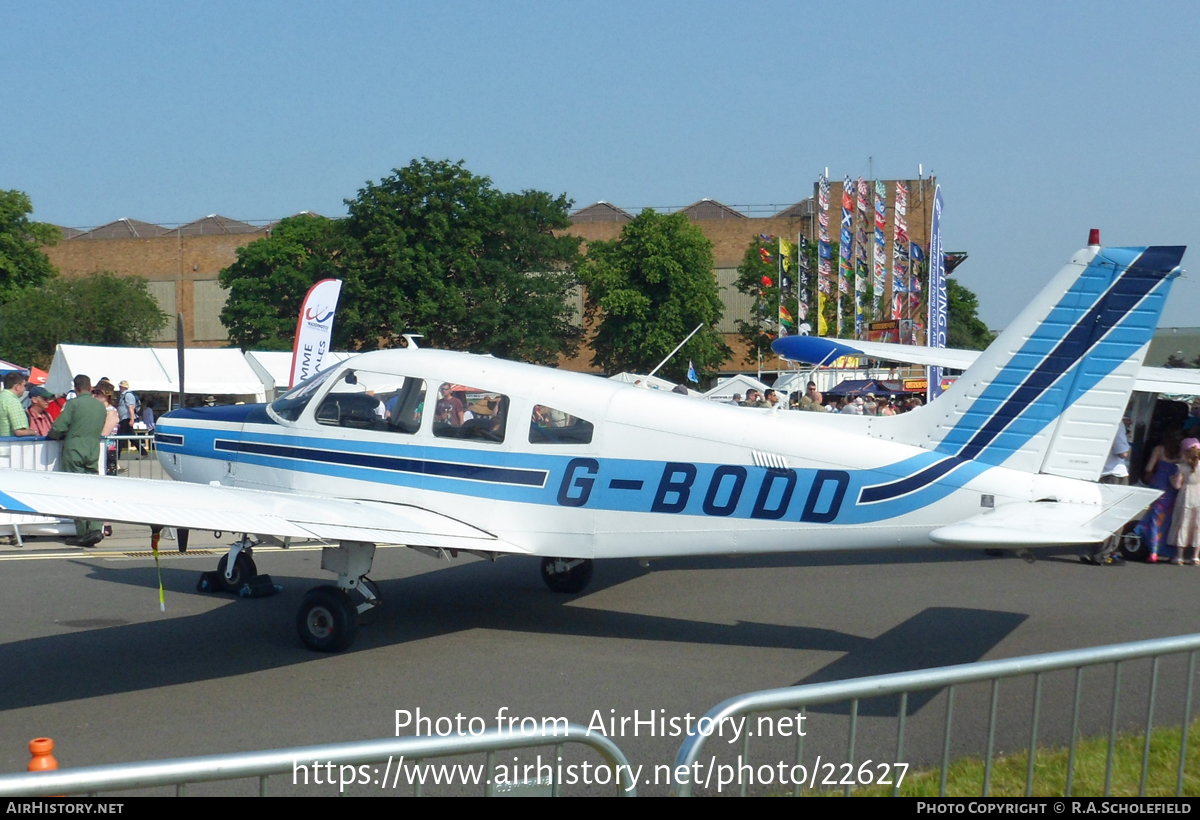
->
xmin=268 ymin=367 xmax=339 ymax=422
xmin=315 ymin=370 xmax=427 ymax=433
xmin=529 ymin=405 xmax=594 ymax=445
xmin=432 ymin=383 xmax=508 ymax=444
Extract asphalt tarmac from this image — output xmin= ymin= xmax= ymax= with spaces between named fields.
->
xmin=0 ymin=524 xmax=1196 ymax=796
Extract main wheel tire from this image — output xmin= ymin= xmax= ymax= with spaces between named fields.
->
xmin=296 ymin=585 xmax=359 ymax=652
xmin=216 ymin=553 xmax=258 ymax=592
xmin=1119 ymin=534 xmax=1147 ymax=561
xmin=540 ymin=557 xmax=594 ymax=594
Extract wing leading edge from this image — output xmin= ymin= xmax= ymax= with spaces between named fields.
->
xmin=0 ymin=471 xmax=527 ymax=552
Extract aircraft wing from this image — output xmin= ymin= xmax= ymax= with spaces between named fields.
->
xmin=0 ymin=471 xmax=528 ymax=553
xmin=928 ymin=485 xmax=1159 ymax=547
xmin=771 ymin=337 xmax=1200 ymax=396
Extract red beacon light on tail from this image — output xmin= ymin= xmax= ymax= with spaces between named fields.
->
xmin=1088 ymin=228 xmax=1101 ymax=247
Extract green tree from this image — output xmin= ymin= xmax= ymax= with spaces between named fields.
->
xmin=578 ymin=210 xmax=730 ymax=382
xmin=219 ymin=160 xmax=583 ymax=365
xmin=219 ymin=213 xmax=346 ymax=350
xmin=946 ymin=278 xmax=994 ymax=350
xmin=0 ymin=190 xmax=59 ymax=296
xmin=734 ymin=236 xmax=801 ymax=365
xmin=0 ymin=273 xmax=168 ymax=368
xmin=341 ymin=159 xmax=582 ymax=365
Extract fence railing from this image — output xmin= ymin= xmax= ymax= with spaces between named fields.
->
xmin=0 ymin=724 xmax=637 ymax=797
xmin=103 ymin=434 xmax=162 ymax=480
xmin=673 ymin=632 xmax=1200 ymax=797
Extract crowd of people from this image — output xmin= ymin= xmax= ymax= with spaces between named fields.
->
xmin=0 ymin=372 xmax=159 ymax=548
xmin=726 ymin=382 xmax=925 ymax=415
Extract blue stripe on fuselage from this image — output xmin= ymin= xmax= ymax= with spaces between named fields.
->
xmin=156 ymin=421 xmax=987 ymax=524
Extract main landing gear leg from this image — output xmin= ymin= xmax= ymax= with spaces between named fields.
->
xmin=296 ymin=541 xmax=380 ymax=652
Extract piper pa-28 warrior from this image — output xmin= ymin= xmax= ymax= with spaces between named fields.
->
xmin=0 ymin=234 xmax=1187 ymax=652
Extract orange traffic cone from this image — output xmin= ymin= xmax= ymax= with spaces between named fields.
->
xmin=28 ymin=738 xmax=57 ymax=771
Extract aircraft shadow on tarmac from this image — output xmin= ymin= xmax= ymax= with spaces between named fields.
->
xmin=0 ymin=556 xmax=1025 ymax=714
xmin=794 ymin=607 xmax=1028 ymax=717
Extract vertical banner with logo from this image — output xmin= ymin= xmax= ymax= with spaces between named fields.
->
xmin=927 ymin=185 xmax=947 ymax=401
xmin=289 ymin=278 xmax=343 ymax=388
xmin=873 ymin=180 xmax=887 ymax=315
xmin=817 ymin=176 xmax=832 ymax=337
xmin=839 ymin=177 xmax=853 ymax=337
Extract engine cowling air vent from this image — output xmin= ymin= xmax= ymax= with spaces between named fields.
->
xmin=752 ymin=451 xmax=790 ymax=470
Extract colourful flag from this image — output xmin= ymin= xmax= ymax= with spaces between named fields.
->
xmin=778 ymin=237 xmax=793 ymax=271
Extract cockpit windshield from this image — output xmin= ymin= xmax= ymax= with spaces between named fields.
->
xmin=268 ymin=367 xmax=340 ymax=422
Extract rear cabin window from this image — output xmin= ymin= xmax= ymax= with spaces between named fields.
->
xmin=529 ymin=405 xmax=594 ymax=445
xmin=315 ymin=370 xmax=427 ymax=434
xmin=432 ymin=383 xmax=509 ymax=444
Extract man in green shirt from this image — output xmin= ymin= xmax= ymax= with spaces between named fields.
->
xmin=0 ymin=372 xmax=35 ymax=437
xmin=48 ymin=374 xmax=109 ymax=547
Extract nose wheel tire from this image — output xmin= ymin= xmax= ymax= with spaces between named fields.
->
xmin=540 ymin=557 xmax=594 ymax=594
xmin=296 ymin=585 xmax=359 ymax=652
xmin=216 ymin=553 xmax=258 ymax=593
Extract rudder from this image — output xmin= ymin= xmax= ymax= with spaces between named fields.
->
xmin=888 ymin=243 xmax=1184 ymax=480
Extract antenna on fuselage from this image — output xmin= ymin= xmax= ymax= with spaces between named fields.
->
xmin=647 ymin=323 xmax=704 ymax=378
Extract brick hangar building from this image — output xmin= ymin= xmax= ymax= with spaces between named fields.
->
xmin=42 ymin=179 xmax=935 ymax=375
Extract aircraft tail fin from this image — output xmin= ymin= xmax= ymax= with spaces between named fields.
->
xmin=884 ymin=242 xmax=1184 ymax=480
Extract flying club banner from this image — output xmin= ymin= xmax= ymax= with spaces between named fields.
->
xmin=927 ymin=185 xmax=947 ymax=400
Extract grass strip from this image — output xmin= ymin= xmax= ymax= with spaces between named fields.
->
xmin=821 ymin=718 xmax=1200 ymax=797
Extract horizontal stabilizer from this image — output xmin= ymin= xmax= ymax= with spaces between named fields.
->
xmin=929 ymin=486 xmax=1159 ymax=547
xmin=0 ymin=471 xmax=528 ymax=552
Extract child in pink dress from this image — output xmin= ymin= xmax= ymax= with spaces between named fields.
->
xmin=1167 ymin=438 xmax=1200 ymax=565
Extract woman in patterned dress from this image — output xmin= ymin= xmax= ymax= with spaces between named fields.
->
xmin=1136 ymin=427 xmax=1183 ymax=562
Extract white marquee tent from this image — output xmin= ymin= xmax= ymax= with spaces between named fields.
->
xmin=47 ymin=345 xmax=268 ymax=402
xmin=700 ymin=373 xmax=770 ymax=402
xmin=608 ymin=372 xmax=701 ymax=397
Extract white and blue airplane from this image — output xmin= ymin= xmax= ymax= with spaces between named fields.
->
xmin=0 ymin=235 xmax=1186 ymax=652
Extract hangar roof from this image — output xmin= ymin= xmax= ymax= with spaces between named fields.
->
xmin=72 ymin=218 xmax=170 ymax=240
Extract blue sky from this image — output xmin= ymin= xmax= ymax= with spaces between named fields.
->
xmin=2 ymin=2 xmax=1197 ymax=328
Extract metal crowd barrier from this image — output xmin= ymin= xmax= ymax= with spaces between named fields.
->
xmin=103 ymin=434 xmax=162 ymax=480
xmin=674 ymin=632 xmax=1200 ymax=797
xmin=0 ymin=725 xmax=637 ymax=797
xmin=0 ymin=434 xmax=165 ymax=542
